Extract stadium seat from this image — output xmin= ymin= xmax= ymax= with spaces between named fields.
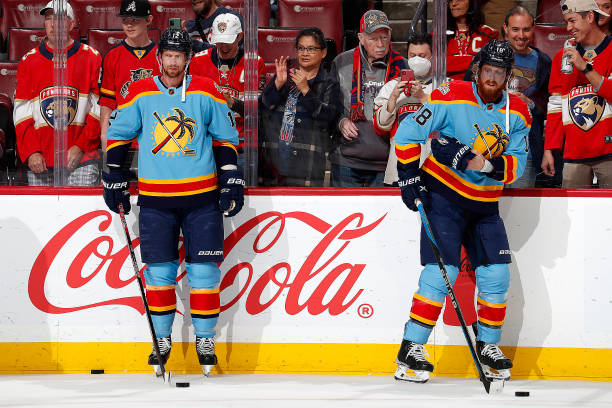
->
xmin=149 ymin=0 xmax=194 ymax=31
xmin=222 ymin=0 xmax=271 ymax=27
xmin=7 ymin=27 xmax=81 ymax=61
xmin=533 ymin=24 xmax=571 ymax=59
xmin=87 ymin=28 xmax=161 ymax=57
xmin=0 ymin=0 xmax=49 ymax=44
xmin=536 ymin=0 xmax=565 ymax=24
xmin=71 ymin=0 xmax=123 ymax=30
xmin=258 ymin=27 xmax=301 ymax=62
xmin=0 ymin=61 xmax=18 ymax=99
xmin=0 ymin=93 xmax=11 ymax=112
xmin=278 ymin=0 xmax=342 ymax=53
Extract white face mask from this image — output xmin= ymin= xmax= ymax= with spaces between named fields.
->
xmin=408 ymin=56 xmax=432 ymax=78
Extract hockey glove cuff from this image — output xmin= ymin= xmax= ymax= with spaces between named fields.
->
xmin=399 ymin=175 xmax=428 ymax=212
xmin=431 ymin=137 xmax=475 ymax=172
xmin=219 ymin=170 xmax=245 ymax=217
xmin=102 ymin=170 xmax=130 ymax=214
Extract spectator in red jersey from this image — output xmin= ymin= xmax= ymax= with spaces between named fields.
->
xmin=542 ymin=0 xmax=612 ymax=188
xmin=446 ymin=0 xmax=499 ymax=80
xmin=190 ymin=13 xmax=265 ymax=169
xmin=595 ymin=0 xmax=612 ymax=34
xmin=14 ymin=1 xmax=101 ymax=186
xmin=259 ymin=27 xmax=342 ymax=186
xmin=99 ymin=0 xmax=160 ymax=155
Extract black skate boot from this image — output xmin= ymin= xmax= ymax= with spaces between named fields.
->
xmin=147 ymin=336 xmax=171 ymax=377
xmin=394 ymin=340 xmax=434 ymax=383
xmin=196 ymin=336 xmax=218 ymax=377
xmin=476 ymin=340 xmax=512 ymax=380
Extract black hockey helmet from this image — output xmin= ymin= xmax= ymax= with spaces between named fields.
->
xmin=117 ymin=0 xmax=151 ymax=18
xmin=479 ymin=40 xmax=514 ymax=72
xmin=158 ymin=28 xmax=192 ymax=57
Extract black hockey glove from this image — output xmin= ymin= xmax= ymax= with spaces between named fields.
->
xmin=431 ymin=136 xmax=475 ymax=172
xmin=399 ymin=174 xmax=428 ymax=212
xmin=102 ymin=170 xmax=130 ymax=214
xmin=219 ymin=169 xmax=245 ymax=217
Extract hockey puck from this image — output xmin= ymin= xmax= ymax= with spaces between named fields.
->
xmin=515 ymin=391 xmax=530 ymax=397
xmin=175 ymin=382 xmax=190 ymax=388
xmin=90 ymin=369 xmax=104 ymax=374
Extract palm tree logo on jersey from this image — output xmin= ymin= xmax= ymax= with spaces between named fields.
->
xmin=151 ymin=108 xmax=197 ymax=156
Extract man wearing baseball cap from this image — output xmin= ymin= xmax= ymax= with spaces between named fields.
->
xmin=13 ymin=0 xmax=102 ymax=186
xmin=190 ymin=13 xmax=265 ymax=169
xmin=99 ymin=0 xmax=160 ymax=157
xmin=542 ymin=0 xmax=612 ymax=188
xmin=329 ymin=10 xmax=407 ymax=187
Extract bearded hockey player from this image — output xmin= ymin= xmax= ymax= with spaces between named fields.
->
xmin=102 ymin=28 xmax=243 ymax=377
xmin=393 ymin=40 xmax=530 ymax=383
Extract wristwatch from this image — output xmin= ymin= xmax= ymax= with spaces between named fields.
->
xmin=582 ymin=62 xmax=594 ymax=74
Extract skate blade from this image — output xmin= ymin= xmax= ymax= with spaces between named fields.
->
xmin=487 ymin=378 xmax=505 ymax=394
xmin=202 ymin=365 xmax=214 ymax=377
xmin=152 ymin=365 xmax=163 ymax=377
xmin=393 ymin=364 xmax=430 ymax=383
xmin=483 ymin=365 xmax=511 ymax=381
xmin=164 ymin=370 xmax=172 ymax=386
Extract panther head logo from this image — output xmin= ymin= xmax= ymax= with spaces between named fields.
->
xmin=569 ymin=93 xmax=605 ymax=131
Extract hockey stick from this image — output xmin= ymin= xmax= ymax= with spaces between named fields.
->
xmin=415 ymin=198 xmax=503 ymax=394
xmin=152 ymin=111 xmax=196 ymax=155
xmin=117 ymin=203 xmax=172 ymax=385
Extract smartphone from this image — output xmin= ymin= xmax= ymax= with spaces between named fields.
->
xmin=401 ymin=69 xmax=415 ymax=96
xmin=169 ymin=17 xmax=181 ymax=30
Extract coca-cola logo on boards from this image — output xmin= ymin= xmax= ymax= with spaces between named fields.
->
xmin=29 ymin=210 xmax=386 ymax=316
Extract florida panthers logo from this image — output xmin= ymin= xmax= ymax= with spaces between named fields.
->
xmin=39 ymin=86 xmax=78 ymax=128
xmin=472 ymin=123 xmax=510 ymax=159
xmin=151 ymin=108 xmax=197 ymax=156
xmin=569 ymin=86 xmax=605 ymax=131
xmin=120 ymin=68 xmax=154 ymax=98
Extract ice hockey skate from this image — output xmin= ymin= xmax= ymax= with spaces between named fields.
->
xmin=394 ymin=340 xmax=434 ymax=383
xmin=196 ymin=336 xmax=218 ymax=377
xmin=148 ymin=336 xmax=172 ymax=377
xmin=476 ymin=340 xmax=512 ymax=381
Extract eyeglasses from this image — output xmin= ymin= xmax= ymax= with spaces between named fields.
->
xmin=296 ymin=46 xmax=322 ymax=54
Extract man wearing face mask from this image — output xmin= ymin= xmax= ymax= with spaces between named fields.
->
xmin=374 ymin=33 xmax=437 ymax=186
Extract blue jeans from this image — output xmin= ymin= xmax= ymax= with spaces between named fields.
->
xmin=330 ymin=164 xmax=385 ymax=187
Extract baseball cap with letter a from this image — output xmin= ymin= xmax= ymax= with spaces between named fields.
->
xmin=117 ymin=0 xmax=151 ymax=18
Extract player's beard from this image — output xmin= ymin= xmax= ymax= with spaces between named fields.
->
xmin=194 ymin=0 xmax=213 ymax=17
xmin=477 ymin=75 xmax=505 ymax=104
xmin=163 ymin=65 xmax=185 ymax=80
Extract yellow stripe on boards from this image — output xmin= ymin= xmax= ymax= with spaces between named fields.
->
xmin=1 ymin=343 xmax=612 ymax=380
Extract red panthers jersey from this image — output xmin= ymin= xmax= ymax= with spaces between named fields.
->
xmin=447 ymin=24 xmax=498 ymax=80
xmin=99 ymin=41 xmax=160 ymax=110
xmin=545 ymin=36 xmax=612 ymax=162
xmin=13 ymin=41 xmax=101 ymax=167
xmin=190 ymin=48 xmax=265 ymax=141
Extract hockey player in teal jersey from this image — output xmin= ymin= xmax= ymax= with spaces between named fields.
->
xmin=393 ymin=40 xmax=531 ymax=383
xmin=102 ymin=28 xmax=243 ymax=377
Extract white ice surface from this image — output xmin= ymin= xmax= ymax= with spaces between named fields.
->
xmin=1 ymin=374 xmax=612 ymax=408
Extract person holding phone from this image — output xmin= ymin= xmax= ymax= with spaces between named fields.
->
xmin=99 ymin=0 xmax=160 ymax=157
xmin=259 ymin=27 xmax=342 ymax=186
xmin=374 ymin=33 xmax=437 ymax=186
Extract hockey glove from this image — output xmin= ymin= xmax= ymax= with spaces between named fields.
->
xmin=431 ymin=136 xmax=475 ymax=172
xmin=219 ymin=170 xmax=245 ymax=217
xmin=102 ymin=170 xmax=131 ymax=214
xmin=399 ymin=174 xmax=428 ymax=212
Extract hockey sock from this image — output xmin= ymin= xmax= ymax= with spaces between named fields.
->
xmin=475 ymin=263 xmax=509 ymax=344
xmin=186 ymin=262 xmax=221 ymax=338
xmin=144 ymin=261 xmax=180 ymax=338
xmin=404 ymin=263 xmax=459 ymax=344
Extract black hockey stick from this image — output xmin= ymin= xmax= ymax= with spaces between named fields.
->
xmin=415 ymin=198 xmax=503 ymax=394
xmin=118 ymin=203 xmax=172 ymax=385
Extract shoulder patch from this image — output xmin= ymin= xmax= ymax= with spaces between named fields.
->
xmin=22 ymin=47 xmax=38 ymax=61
